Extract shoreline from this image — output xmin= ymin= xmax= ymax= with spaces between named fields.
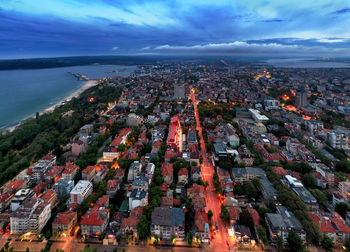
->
xmin=44 ymin=79 xmax=98 ymax=113
xmin=4 ymin=79 xmax=98 ymax=133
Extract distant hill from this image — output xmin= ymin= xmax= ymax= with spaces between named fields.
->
xmin=0 ymin=55 xmax=164 ymax=70
xmin=0 ymin=55 xmax=270 ymax=70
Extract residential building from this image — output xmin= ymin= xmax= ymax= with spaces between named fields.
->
xmin=121 ymin=216 xmax=140 ymax=239
xmin=151 ymin=207 xmax=185 ymax=240
xmin=145 ymin=163 xmax=155 ymax=185
xmin=327 ymin=129 xmax=349 ymax=150
xmin=53 ymin=178 xmax=74 ymax=198
xmin=11 ymin=189 xmax=35 ymax=212
xmin=178 ymin=168 xmax=188 ymax=185
xmin=62 ymin=163 xmax=80 ymax=180
xmin=106 ymin=179 xmax=120 ymax=198
xmin=80 ymin=206 xmax=110 ymax=236
xmin=10 ymin=198 xmax=51 ymax=235
xmin=309 ymin=211 xmax=350 ymax=242
xmin=162 ymin=162 xmax=173 ymax=185
xmin=40 ymin=189 xmax=57 ymax=209
xmin=81 ymin=166 xmax=96 ymax=181
xmin=52 ymin=210 xmax=77 ymax=237
xmin=265 ymin=206 xmax=305 ymax=245
xmin=128 ymin=189 xmax=148 ymax=210
xmin=69 ymin=180 xmax=93 ymax=205
xmin=339 ymin=181 xmax=350 ymax=201
xmin=127 ymin=161 xmax=142 ymax=183
xmin=194 ymin=209 xmax=210 ymax=243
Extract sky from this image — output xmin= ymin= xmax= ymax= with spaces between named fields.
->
xmin=1 ymin=0 xmax=350 ymax=59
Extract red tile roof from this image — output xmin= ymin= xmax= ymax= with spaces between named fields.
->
xmin=162 ymin=163 xmax=173 ymax=177
xmin=82 ymin=166 xmax=95 ymax=175
xmin=111 ymin=128 xmax=132 ymax=146
xmin=195 ymin=209 xmax=209 ymax=232
xmin=0 ymin=192 xmax=12 ymax=203
xmin=80 ymin=208 xmax=110 ymax=226
xmin=107 ymin=179 xmax=119 ymax=191
xmin=63 ymin=163 xmax=80 ymax=174
xmin=40 ymin=189 xmax=56 ymax=202
xmin=96 ymin=195 xmax=109 ymax=208
xmin=33 ymin=182 xmax=48 ymax=196
xmin=178 ymin=167 xmax=188 ymax=177
xmin=130 ymin=206 xmax=143 ymax=218
xmin=121 ymin=216 xmax=139 ymax=229
xmin=228 ymin=207 xmax=240 ymax=221
xmin=271 ymin=166 xmax=287 ymax=176
xmin=248 ymin=208 xmax=260 ymax=226
xmin=53 ymin=210 xmax=77 ymax=225
xmin=7 ymin=179 xmax=26 ymax=191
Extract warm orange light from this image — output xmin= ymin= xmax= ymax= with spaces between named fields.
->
xmin=283 ymin=105 xmax=298 ymax=112
xmin=281 ymin=94 xmax=290 ymax=101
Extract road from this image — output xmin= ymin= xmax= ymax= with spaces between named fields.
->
xmin=190 ymin=88 xmax=236 ymax=251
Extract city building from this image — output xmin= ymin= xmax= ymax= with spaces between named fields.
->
xmin=128 ymin=188 xmax=148 ymax=210
xmin=80 ymin=206 xmax=110 ymax=236
xmin=126 ymin=113 xmax=143 ymax=127
xmin=194 ymin=209 xmax=210 ymax=243
xmin=127 ymin=161 xmax=142 ymax=183
xmin=265 ymin=206 xmax=306 ymax=245
xmin=10 ymin=198 xmax=51 ymax=235
xmin=81 ymin=165 xmax=96 ymax=181
xmin=53 ymin=178 xmax=74 ymax=198
xmin=151 ymin=207 xmax=185 ymax=240
xmin=327 ymin=129 xmax=349 ymax=150
xmin=167 ymin=116 xmax=183 ymax=152
xmin=11 ymin=189 xmax=35 ymax=212
xmin=69 ymin=180 xmax=93 ymax=205
xmin=52 ymin=210 xmax=77 ymax=237
xmin=106 ymin=179 xmax=120 ymax=198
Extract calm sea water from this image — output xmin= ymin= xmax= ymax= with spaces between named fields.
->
xmin=0 ymin=65 xmax=136 ymax=130
xmin=265 ymin=58 xmax=350 ymax=68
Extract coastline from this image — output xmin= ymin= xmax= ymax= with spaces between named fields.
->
xmin=44 ymin=80 xmax=98 ymax=113
xmin=5 ymin=80 xmax=98 ymax=133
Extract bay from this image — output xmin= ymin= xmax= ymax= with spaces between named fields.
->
xmin=0 ymin=65 xmax=136 ymax=130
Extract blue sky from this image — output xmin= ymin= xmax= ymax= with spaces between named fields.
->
xmin=1 ymin=0 xmax=350 ymax=58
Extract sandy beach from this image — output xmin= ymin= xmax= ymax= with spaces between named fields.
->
xmin=5 ymin=80 xmax=98 ymax=133
xmin=44 ymin=80 xmax=98 ymax=112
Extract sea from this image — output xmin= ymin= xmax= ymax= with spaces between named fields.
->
xmin=0 ymin=65 xmax=137 ymax=130
xmin=265 ymin=58 xmax=350 ymax=68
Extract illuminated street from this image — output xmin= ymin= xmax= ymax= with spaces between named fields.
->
xmin=190 ymin=88 xmax=236 ymax=251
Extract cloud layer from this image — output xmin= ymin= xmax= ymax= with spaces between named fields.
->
xmin=0 ymin=0 xmax=350 ymax=58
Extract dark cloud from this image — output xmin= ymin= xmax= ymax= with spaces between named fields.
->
xmin=332 ymin=8 xmax=350 ymax=14
xmin=262 ymin=19 xmax=287 ymax=22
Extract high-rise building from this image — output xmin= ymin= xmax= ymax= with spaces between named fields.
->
xmin=295 ymin=87 xmax=307 ymax=108
xmin=167 ymin=116 xmax=182 ymax=152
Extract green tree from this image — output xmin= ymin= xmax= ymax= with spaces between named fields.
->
xmin=245 ymin=182 xmax=257 ymax=199
xmin=239 ymin=209 xmax=254 ymax=232
xmin=207 ymin=210 xmax=213 ymax=221
xmin=287 ymin=231 xmax=304 ymax=252
xmin=257 ymin=226 xmax=268 ymax=245
xmin=187 ymin=231 xmax=194 ymax=246
xmin=277 ymin=235 xmax=284 ymax=252
xmin=137 ymin=215 xmax=150 ymax=240
xmin=301 ymin=173 xmax=317 ymax=189
xmin=322 ymin=235 xmax=334 ymax=252
xmin=335 ymin=202 xmax=350 ymax=219
xmin=220 ymin=204 xmax=230 ymax=223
